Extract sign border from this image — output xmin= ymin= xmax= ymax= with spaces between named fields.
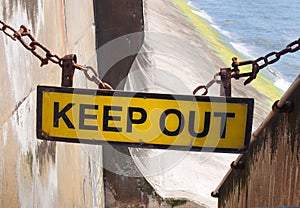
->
xmin=36 ymin=85 xmax=254 ymax=153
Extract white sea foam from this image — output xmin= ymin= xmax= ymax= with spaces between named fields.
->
xmin=229 ymin=41 xmax=253 ymax=58
xmin=274 ymin=78 xmax=291 ymax=92
xmin=265 ymin=68 xmax=291 ymax=92
xmin=211 ymin=24 xmax=231 ymax=38
xmin=191 ymin=5 xmax=256 ymax=61
xmin=191 ymin=9 xmax=214 ymax=24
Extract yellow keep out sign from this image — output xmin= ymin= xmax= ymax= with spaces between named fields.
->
xmin=37 ymin=86 xmax=254 ymax=153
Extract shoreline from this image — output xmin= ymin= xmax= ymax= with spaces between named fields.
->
xmin=172 ymin=0 xmax=283 ymax=102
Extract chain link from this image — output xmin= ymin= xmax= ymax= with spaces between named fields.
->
xmin=1 ymin=20 xmax=298 ymax=93
xmin=0 ymin=20 xmax=17 ymax=40
xmin=194 ymin=38 xmax=300 ymax=95
xmin=0 ymin=20 xmax=112 ymax=89
xmin=74 ymin=64 xmax=113 ymax=90
xmin=0 ymin=21 xmax=63 ymax=67
xmin=193 ymin=73 xmax=220 ymax=95
xmin=253 ymin=38 xmax=300 ymax=70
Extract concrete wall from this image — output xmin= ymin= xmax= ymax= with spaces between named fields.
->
xmin=217 ymin=78 xmax=300 ymax=207
xmin=0 ymin=0 xmax=104 ymax=207
xmin=94 ymin=0 xmax=144 ymax=89
xmin=93 ymin=1 xmax=150 ymax=207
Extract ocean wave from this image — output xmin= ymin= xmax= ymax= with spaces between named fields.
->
xmin=191 ymin=9 xmax=214 ymax=24
xmin=266 ymin=68 xmax=291 ymax=92
xmin=189 ymin=0 xmax=299 ymax=85
xmin=229 ymin=41 xmax=253 ymax=58
xmin=191 ymin=9 xmax=232 ymax=40
xmin=274 ymin=78 xmax=291 ymax=92
xmin=211 ymin=24 xmax=231 ymax=38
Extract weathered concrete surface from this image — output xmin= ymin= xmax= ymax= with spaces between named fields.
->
xmin=93 ymin=1 xmax=202 ymax=207
xmin=93 ymin=1 xmax=154 ymax=207
xmin=94 ymin=0 xmax=144 ymax=89
xmin=124 ymin=0 xmax=272 ymax=207
xmin=0 ymin=0 xmax=103 ymax=207
xmin=217 ymin=77 xmax=300 ymax=207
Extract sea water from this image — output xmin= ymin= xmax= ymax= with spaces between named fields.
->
xmin=188 ymin=0 xmax=300 ymax=92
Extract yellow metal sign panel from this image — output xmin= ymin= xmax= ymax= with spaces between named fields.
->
xmin=37 ymin=86 xmax=254 ymax=153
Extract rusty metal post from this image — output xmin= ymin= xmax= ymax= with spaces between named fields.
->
xmin=61 ymin=54 xmax=77 ymax=87
xmin=219 ymin=68 xmax=232 ymax=97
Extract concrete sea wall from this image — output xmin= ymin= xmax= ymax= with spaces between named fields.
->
xmin=217 ymin=77 xmax=300 ymax=207
xmin=0 ymin=0 xmax=104 ymax=207
xmin=2 ymin=0 xmax=293 ymax=207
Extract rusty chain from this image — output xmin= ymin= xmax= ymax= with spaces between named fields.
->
xmin=194 ymin=38 xmax=300 ymax=95
xmin=0 ymin=20 xmax=113 ymax=89
xmin=252 ymin=38 xmax=300 ymax=69
xmin=193 ymin=72 xmax=220 ymax=95
xmin=74 ymin=64 xmax=113 ymax=90
xmin=2 ymin=21 xmax=298 ymax=93
xmin=232 ymin=37 xmax=300 ymax=85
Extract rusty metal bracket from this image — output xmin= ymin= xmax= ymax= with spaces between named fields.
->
xmin=61 ymin=54 xmax=77 ymax=87
xmin=230 ymin=160 xmax=245 ymax=170
xmin=211 ymin=191 xmax=220 ymax=198
xmin=219 ymin=68 xmax=232 ymax=97
xmin=218 ymin=58 xmax=262 ymax=96
xmin=272 ymin=100 xmax=294 ymax=113
xmin=231 ymin=57 xmax=260 ymax=85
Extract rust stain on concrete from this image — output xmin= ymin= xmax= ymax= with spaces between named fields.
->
xmin=218 ymin=86 xmax=300 ymax=207
xmin=2 ymin=0 xmax=39 ymax=32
